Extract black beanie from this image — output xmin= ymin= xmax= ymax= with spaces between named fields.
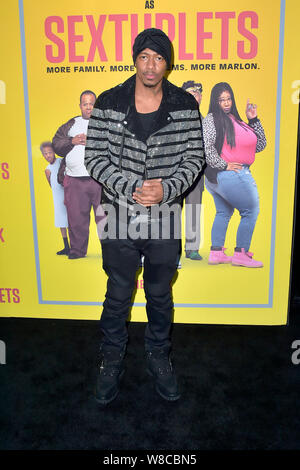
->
xmin=132 ymin=28 xmax=172 ymax=68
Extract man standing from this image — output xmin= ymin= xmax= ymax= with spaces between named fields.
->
xmin=182 ymin=81 xmax=205 ymax=261
xmin=85 ymin=29 xmax=204 ymax=404
xmin=52 ymin=90 xmax=103 ymax=259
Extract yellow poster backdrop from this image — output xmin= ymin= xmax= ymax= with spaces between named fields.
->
xmin=0 ymin=0 xmax=299 ymax=324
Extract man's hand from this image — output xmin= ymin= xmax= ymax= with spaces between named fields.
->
xmin=132 ymin=179 xmax=163 ymax=206
xmin=71 ymin=133 xmax=86 ymax=146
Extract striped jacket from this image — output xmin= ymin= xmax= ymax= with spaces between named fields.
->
xmin=84 ymin=74 xmax=204 ymax=215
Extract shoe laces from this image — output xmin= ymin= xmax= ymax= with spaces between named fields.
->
xmin=99 ymin=350 xmax=124 ymax=377
xmin=147 ymin=351 xmax=173 ymax=376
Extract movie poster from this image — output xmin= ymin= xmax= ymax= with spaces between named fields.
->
xmin=0 ymin=0 xmax=299 ymax=324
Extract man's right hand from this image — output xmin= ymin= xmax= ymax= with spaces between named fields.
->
xmin=132 ymin=179 xmax=163 ymax=206
xmin=71 ymin=133 xmax=86 ymax=146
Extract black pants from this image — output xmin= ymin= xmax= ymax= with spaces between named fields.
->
xmin=99 ymin=238 xmax=180 ymax=352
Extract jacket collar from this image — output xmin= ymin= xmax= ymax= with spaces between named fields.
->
xmin=117 ymin=74 xmax=173 ymax=140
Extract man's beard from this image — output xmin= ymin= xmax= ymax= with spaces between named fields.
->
xmin=142 ymin=77 xmax=163 ymax=88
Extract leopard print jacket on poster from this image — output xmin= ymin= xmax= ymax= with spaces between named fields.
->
xmin=202 ymin=113 xmax=267 ymax=183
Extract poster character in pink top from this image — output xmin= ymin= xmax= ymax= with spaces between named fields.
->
xmin=203 ymin=82 xmax=267 ymax=267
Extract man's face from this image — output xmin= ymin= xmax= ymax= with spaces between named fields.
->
xmin=42 ymin=146 xmax=55 ymax=164
xmin=135 ymin=48 xmax=167 ymax=88
xmin=80 ymin=93 xmax=96 ymax=120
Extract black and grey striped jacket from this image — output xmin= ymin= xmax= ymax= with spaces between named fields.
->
xmin=84 ymin=74 xmax=204 ymax=214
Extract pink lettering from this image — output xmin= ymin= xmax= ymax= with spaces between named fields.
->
xmin=196 ymin=12 xmax=213 ymax=60
xmin=136 ymin=280 xmax=144 ymax=289
xmin=12 ymin=289 xmax=20 ymax=303
xmin=5 ymin=288 xmax=11 ymax=303
xmin=0 ymin=288 xmax=21 ymax=303
xmin=237 ymin=11 xmax=258 ymax=59
xmin=68 ymin=16 xmax=84 ymax=62
xmin=131 ymin=14 xmax=155 ymax=54
xmin=109 ymin=15 xmax=128 ymax=61
xmin=178 ymin=13 xmax=193 ymax=60
xmin=44 ymin=12 xmax=259 ymax=64
xmin=45 ymin=16 xmax=65 ymax=63
xmin=215 ymin=12 xmax=235 ymax=59
xmin=130 ymin=14 xmax=138 ymax=53
xmin=1 ymin=162 xmax=10 ymax=179
xmin=144 ymin=13 xmax=152 ymax=29
xmin=155 ymin=14 xmax=175 ymax=42
xmin=86 ymin=15 xmax=107 ymax=61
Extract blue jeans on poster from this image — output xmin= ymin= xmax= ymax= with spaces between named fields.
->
xmin=205 ymin=166 xmax=259 ymax=252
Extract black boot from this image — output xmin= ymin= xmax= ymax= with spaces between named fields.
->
xmin=57 ymin=237 xmax=70 ymax=255
xmin=146 ymin=349 xmax=180 ymax=401
xmin=95 ymin=347 xmax=126 ymax=405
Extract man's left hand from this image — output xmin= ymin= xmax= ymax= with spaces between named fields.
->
xmin=132 ymin=179 xmax=163 ymax=206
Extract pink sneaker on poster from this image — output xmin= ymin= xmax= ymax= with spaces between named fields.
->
xmin=208 ymin=247 xmax=232 ymax=265
xmin=232 ymin=249 xmax=263 ymax=268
